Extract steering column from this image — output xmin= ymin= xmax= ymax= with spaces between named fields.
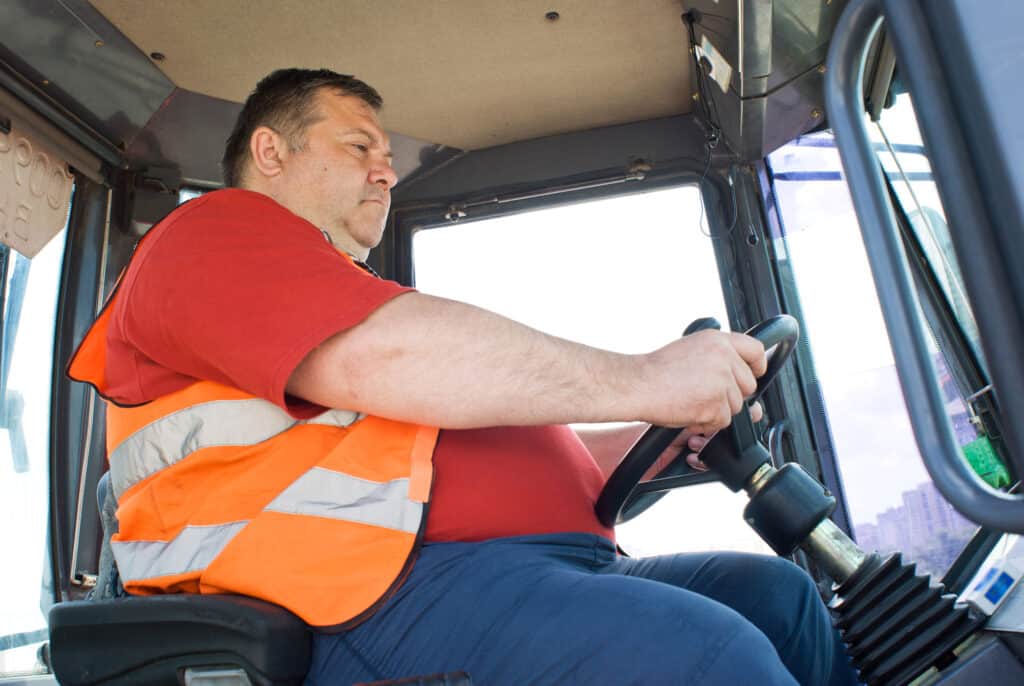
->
xmin=596 ymin=315 xmax=985 ymax=686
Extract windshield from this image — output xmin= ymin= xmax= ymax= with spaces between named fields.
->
xmin=871 ymin=93 xmax=984 ymax=371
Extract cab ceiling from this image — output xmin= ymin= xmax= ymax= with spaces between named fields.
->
xmin=89 ymin=0 xmax=695 ymax=151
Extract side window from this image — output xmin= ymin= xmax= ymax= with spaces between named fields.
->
xmin=0 ymin=230 xmax=68 ymax=676
xmin=768 ymin=119 xmax=980 ymax=578
xmin=179 ymin=188 xmax=204 ymax=204
xmin=412 ymin=185 xmax=773 ymax=557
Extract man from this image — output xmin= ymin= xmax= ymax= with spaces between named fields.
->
xmin=70 ymin=69 xmax=858 ymax=685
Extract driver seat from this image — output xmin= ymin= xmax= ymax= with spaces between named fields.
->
xmin=49 ymin=592 xmax=312 ymax=685
xmin=47 ymin=473 xmax=471 ymax=685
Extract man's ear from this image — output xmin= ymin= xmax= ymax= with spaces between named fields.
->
xmin=249 ymin=126 xmax=288 ymax=179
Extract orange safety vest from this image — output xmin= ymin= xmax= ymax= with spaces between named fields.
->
xmin=68 ymin=285 xmax=437 ymax=630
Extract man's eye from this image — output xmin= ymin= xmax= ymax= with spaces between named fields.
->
xmin=351 ymin=143 xmax=369 ymax=153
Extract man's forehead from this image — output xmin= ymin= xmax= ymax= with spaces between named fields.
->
xmin=316 ymin=91 xmax=389 ymax=142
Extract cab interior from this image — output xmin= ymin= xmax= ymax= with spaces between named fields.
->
xmin=2 ymin=1 xmax=1024 ymax=684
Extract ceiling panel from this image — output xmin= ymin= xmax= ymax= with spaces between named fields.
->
xmin=90 ymin=0 xmax=695 ymax=150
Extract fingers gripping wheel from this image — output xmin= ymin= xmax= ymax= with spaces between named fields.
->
xmin=594 ymin=315 xmax=799 ymax=528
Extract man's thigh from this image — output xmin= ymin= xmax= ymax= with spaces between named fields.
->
xmin=307 ymin=535 xmax=797 ymax=686
xmin=610 ymin=551 xmax=859 ymax=686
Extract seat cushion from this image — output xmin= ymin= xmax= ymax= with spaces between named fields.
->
xmin=49 ymin=594 xmax=311 ymax=685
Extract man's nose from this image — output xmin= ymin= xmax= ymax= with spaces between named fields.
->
xmin=369 ymin=159 xmax=398 ymax=190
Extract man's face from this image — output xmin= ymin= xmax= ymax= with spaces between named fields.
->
xmin=278 ymin=91 xmax=397 ymax=258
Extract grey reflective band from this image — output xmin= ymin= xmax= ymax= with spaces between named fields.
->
xmin=307 ymin=408 xmax=364 ymax=427
xmin=112 ymin=520 xmax=247 ymax=582
xmin=112 ymin=468 xmax=422 ymax=582
xmin=107 ymin=398 xmax=418 ymax=585
xmin=109 ymin=399 xmax=360 ymax=499
xmin=265 ymin=467 xmax=422 ymax=534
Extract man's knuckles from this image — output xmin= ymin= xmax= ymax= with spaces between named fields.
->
xmin=704 ymin=402 xmax=734 ymax=429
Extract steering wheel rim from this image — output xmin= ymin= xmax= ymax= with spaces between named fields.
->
xmin=594 ymin=314 xmax=799 ymax=528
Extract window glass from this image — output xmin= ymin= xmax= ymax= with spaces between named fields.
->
xmin=0 ymin=229 xmax=68 ymax=676
xmin=768 ymin=133 xmax=977 ymax=578
xmin=413 ymin=185 xmax=772 ymax=557
xmin=179 ymin=188 xmax=204 ymax=204
xmin=871 ymin=93 xmax=982 ymax=366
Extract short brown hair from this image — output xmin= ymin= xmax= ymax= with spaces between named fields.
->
xmin=221 ymin=68 xmax=383 ymax=187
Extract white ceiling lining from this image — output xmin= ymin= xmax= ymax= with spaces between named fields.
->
xmin=90 ymin=0 xmax=695 ymax=151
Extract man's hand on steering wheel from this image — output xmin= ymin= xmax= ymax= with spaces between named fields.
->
xmin=596 ymin=315 xmax=799 ymax=527
xmin=653 ymin=402 xmax=765 ymax=475
xmin=636 ymin=330 xmax=767 ymax=433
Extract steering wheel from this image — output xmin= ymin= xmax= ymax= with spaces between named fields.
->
xmin=594 ymin=315 xmax=799 ymax=528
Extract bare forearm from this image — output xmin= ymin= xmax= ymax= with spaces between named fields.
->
xmin=289 ymin=291 xmax=768 ymax=433
xmin=288 ymin=292 xmax=644 ymax=428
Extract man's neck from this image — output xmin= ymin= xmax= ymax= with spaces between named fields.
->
xmin=238 ymin=182 xmax=370 ymax=261
xmin=323 ymin=230 xmax=370 ymax=262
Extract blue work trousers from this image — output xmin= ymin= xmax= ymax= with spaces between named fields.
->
xmin=307 ymin=533 xmax=860 ymax=686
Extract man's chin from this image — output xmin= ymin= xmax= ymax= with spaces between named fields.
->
xmin=353 ymin=225 xmax=386 ymax=254
xmin=321 ymin=222 xmax=383 ymax=259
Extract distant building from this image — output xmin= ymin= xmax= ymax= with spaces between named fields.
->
xmin=854 ymin=481 xmax=977 ymax=578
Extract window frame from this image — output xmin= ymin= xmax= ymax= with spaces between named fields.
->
xmin=388 ymin=151 xmax=855 ymax=574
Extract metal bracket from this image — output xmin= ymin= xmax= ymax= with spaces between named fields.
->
xmin=70 ymin=572 xmax=97 ymax=589
xmin=183 ymin=667 xmax=254 ymax=686
xmin=965 ymin=384 xmax=995 ymax=432
xmin=442 ymin=161 xmax=650 ymax=223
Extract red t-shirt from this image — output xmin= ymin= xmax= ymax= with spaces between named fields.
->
xmin=103 ymin=188 xmax=614 ymax=543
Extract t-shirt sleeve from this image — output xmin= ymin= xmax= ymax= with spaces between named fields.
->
xmin=116 ymin=191 xmax=413 ymax=416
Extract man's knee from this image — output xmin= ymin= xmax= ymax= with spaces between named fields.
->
xmin=729 ymin=556 xmax=830 ymax=638
xmin=674 ymin=616 xmax=797 ymax=686
xmin=734 ymin=556 xmax=855 ymax=686
xmin=576 ymin=599 xmax=797 ymax=685
xmin=705 ymin=554 xmax=819 ymax=612
xmin=704 ymin=622 xmax=798 ymax=686
xmin=754 ymin=556 xmax=822 ymax=608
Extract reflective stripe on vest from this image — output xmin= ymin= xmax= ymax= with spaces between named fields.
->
xmin=113 ymin=467 xmax=423 ymax=584
xmin=264 ymin=467 xmax=422 ymax=533
xmin=94 ymin=382 xmax=436 ymax=628
xmin=113 ymin=521 xmax=249 ymax=582
xmin=108 ymin=397 xmax=360 ymax=500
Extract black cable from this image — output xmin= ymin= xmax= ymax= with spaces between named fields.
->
xmin=682 ymin=10 xmax=737 ymax=239
xmin=682 ymin=11 xmax=722 ymax=140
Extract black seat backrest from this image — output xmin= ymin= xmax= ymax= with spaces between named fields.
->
xmin=91 ymin=471 xmax=125 ymax=600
